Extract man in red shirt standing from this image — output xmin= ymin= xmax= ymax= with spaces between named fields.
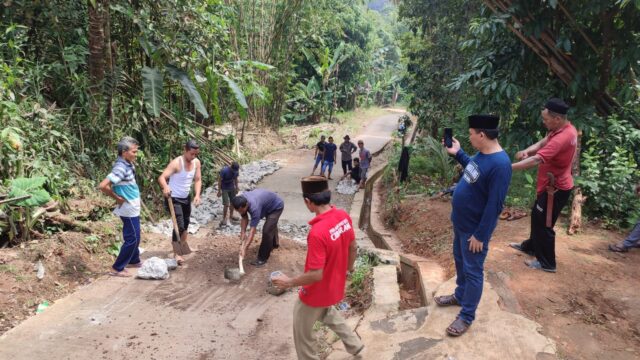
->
xmin=509 ymin=98 xmax=577 ymax=273
xmin=272 ymin=176 xmax=364 ymax=360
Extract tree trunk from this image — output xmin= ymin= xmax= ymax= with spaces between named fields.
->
xmin=88 ymin=0 xmax=105 ymax=110
xmin=568 ymin=130 xmax=585 ymax=235
xmin=103 ymin=0 xmax=114 ymax=123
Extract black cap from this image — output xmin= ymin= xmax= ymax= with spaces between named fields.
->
xmin=545 ymin=98 xmax=569 ymax=115
xmin=468 ymin=115 xmax=499 ymax=129
xmin=301 ymin=176 xmax=328 ymax=194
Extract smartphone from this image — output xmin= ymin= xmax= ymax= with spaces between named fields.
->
xmin=444 ymin=128 xmax=453 ymax=148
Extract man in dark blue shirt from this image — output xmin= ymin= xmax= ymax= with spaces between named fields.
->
xmin=217 ymin=161 xmax=240 ymax=227
xmin=321 ymin=136 xmax=338 ymax=179
xmin=232 ymin=189 xmax=285 ymax=267
xmin=434 ymin=115 xmax=512 ymax=337
xmin=311 ymin=135 xmax=326 ymax=176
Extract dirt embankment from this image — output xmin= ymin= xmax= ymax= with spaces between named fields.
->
xmin=380 ymin=186 xmax=640 ymax=360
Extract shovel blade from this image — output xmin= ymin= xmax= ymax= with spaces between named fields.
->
xmin=172 ymin=240 xmax=192 ymax=256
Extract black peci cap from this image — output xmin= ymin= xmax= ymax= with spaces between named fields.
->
xmin=301 ymin=176 xmax=329 ymax=194
xmin=468 ymin=115 xmax=499 ymax=129
xmin=544 ymin=98 xmax=569 ymax=115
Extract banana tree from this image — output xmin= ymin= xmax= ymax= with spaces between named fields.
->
xmin=302 ymin=42 xmax=353 ymax=121
xmin=1 ymin=177 xmax=52 ymax=242
xmin=287 ymin=77 xmax=324 ymax=123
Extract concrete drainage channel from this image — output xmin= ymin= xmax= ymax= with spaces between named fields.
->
xmin=358 ymin=156 xmax=444 ymax=310
xmin=356 ymin=125 xmax=444 ymax=310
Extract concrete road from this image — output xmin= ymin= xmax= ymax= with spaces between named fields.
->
xmin=259 ymin=111 xmax=403 ymax=226
xmin=0 ymin=110 xmax=402 ymax=360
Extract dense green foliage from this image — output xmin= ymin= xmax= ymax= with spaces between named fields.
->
xmin=0 ymin=1 xmax=402 ymax=193
xmin=0 ymin=0 xmax=406 ymax=243
xmin=399 ymin=0 xmax=640 ymax=226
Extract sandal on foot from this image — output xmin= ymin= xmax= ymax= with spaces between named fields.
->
xmin=524 ymin=259 xmax=556 ymax=273
xmin=446 ymin=317 xmax=470 ymax=337
xmin=507 ymin=210 xmax=527 ymax=221
xmin=608 ymin=243 xmax=629 ymax=253
xmin=434 ymin=294 xmax=460 ymax=306
xmin=108 ymin=270 xmax=131 ymax=277
xmin=509 ymin=242 xmax=534 ymax=256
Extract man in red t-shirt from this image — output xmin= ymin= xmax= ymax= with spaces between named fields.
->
xmin=272 ymin=176 xmax=363 ymax=360
xmin=509 ymin=98 xmax=578 ymax=273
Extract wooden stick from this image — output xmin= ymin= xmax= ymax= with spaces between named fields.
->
xmin=0 ymin=195 xmax=31 ymax=205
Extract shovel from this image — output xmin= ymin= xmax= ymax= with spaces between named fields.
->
xmin=167 ymin=197 xmax=192 ymax=257
xmin=224 ymin=239 xmax=246 ymax=281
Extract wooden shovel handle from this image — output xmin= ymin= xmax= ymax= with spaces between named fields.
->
xmin=167 ymin=197 xmax=182 ymax=241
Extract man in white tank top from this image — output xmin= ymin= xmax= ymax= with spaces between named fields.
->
xmin=158 ymin=140 xmax=202 ymax=264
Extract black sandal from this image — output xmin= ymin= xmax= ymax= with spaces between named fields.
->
xmin=434 ymin=294 xmax=460 ymax=306
xmin=609 ymin=243 xmax=629 ymax=253
xmin=446 ymin=317 xmax=470 ymax=337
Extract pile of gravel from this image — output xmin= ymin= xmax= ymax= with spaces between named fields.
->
xmin=335 ymin=179 xmax=359 ymax=195
xmin=145 ymin=160 xmax=280 ymax=235
xmin=215 ymin=220 xmax=309 ymax=244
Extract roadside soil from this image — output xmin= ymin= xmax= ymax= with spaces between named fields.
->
xmin=0 ymin=195 xmax=143 ymax=335
xmin=381 ymin=189 xmax=640 ymax=360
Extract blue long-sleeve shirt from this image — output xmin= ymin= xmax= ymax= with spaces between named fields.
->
xmin=450 ymin=149 xmax=512 ymax=243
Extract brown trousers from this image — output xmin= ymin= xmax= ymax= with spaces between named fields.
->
xmin=293 ymin=298 xmax=362 ymax=360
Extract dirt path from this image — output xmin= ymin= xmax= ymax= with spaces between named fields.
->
xmin=0 ymin=111 xmax=402 ymax=359
xmin=388 ymin=196 xmax=640 ymax=360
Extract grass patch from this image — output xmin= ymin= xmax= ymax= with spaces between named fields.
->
xmin=345 ymin=254 xmax=378 ymax=312
xmin=0 ymin=264 xmax=18 ymax=274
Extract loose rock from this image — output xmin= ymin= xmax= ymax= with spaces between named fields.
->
xmin=136 ymin=257 xmax=169 ymax=280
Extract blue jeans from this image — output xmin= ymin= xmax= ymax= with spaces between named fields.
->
xmin=623 ymin=220 xmax=640 ymax=248
xmin=452 ymin=227 xmax=489 ymax=324
xmin=321 ymin=160 xmax=334 ymax=175
xmin=314 ymin=154 xmax=323 ymax=167
xmin=112 ymin=216 xmax=141 ymax=271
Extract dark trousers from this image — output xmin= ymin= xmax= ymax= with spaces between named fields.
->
xmin=452 ymin=227 xmax=488 ymax=324
xmin=258 ymin=208 xmax=283 ymax=262
xmin=341 ymin=160 xmax=352 ymax=175
xmin=112 ymin=216 xmax=141 ymax=271
xmin=167 ymin=197 xmax=191 ymax=242
xmin=520 ymin=189 xmax=572 ymax=270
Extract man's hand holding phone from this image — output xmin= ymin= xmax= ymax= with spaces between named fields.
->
xmin=444 ymin=138 xmax=461 ymax=156
xmin=444 ymin=128 xmax=453 ymax=148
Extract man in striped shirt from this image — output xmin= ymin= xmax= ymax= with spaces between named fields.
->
xmin=99 ymin=136 xmax=142 ymax=277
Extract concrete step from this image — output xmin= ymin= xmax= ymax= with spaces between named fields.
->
xmin=371 ymin=265 xmax=401 ymax=315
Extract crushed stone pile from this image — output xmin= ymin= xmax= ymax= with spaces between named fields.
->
xmin=215 ymin=220 xmax=310 ymax=244
xmin=335 ymin=179 xmax=359 ymax=195
xmin=145 ymin=160 xmax=280 ymax=235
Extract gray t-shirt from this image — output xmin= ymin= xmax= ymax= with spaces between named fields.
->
xmin=242 ymin=189 xmax=284 ymax=228
xmin=339 ymin=141 xmax=357 ymax=161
